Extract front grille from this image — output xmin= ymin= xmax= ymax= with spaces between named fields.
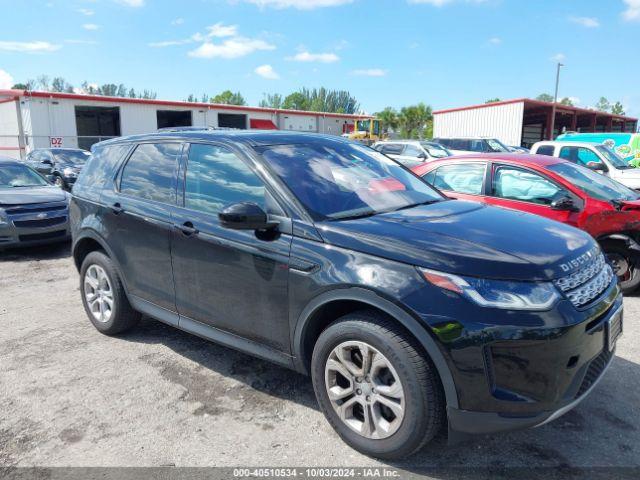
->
xmin=18 ymin=230 xmax=66 ymax=242
xmin=554 ymin=252 xmax=614 ymax=308
xmin=4 ymin=203 xmax=67 ymax=215
xmin=575 ymin=348 xmax=613 ymax=399
xmin=13 ymin=216 xmax=67 ymax=228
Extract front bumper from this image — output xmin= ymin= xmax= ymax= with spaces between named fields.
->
xmin=0 ymin=202 xmax=70 ymax=249
xmin=444 ymin=293 xmax=623 ymax=435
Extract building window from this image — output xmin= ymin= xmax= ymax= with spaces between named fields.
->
xmin=75 ymin=106 xmax=121 ymax=150
xmin=157 ymin=110 xmax=192 ymax=129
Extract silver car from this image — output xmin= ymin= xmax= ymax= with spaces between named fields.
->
xmin=372 ymin=140 xmax=452 ymax=167
xmin=0 ymin=157 xmax=70 ymax=249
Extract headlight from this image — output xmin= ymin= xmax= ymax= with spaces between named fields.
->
xmin=419 ymin=267 xmax=560 ymax=311
xmin=63 ymin=167 xmax=78 ymax=177
xmin=0 ymin=208 xmax=7 ymax=225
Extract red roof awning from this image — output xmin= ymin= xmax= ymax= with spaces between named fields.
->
xmin=250 ymin=119 xmax=278 ymax=130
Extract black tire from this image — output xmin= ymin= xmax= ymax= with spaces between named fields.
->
xmin=603 ymin=243 xmax=640 ymax=294
xmin=311 ymin=310 xmax=444 ymax=460
xmin=53 ymin=175 xmax=67 ymax=190
xmin=79 ymin=250 xmax=140 ymax=335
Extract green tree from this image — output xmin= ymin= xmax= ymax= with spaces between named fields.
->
xmin=282 ymin=91 xmax=309 ymax=111
xmin=376 ymin=107 xmax=399 ymax=133
xmin=398 ymin=103 xmax=432 ymax=139
xmin=485 ymin=98 xmax=501 ymax=103
xmin=596 ymin=97 xmax=611 ymax=112
xmin=11 ymin=83 xmax=28 ymax=90
xmin=259 ymin=93 xmax=284 ymax=109
xmin=612 ymin=102 xmax=625 ymax=115
xmin=536 ymin=93 xmax=554 ymax=102
xmin=559 ymin=97 xmax=574 ymax=106
xmin=51 ymin=77 xmax=73 ymax=93
xmin=211 ymin=90 xmax=246 ymax=106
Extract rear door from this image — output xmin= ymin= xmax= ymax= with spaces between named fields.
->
xmin=423 ymin=162 xmax=489 ymax=203
xmin=170 ymin=142 xmax=292 ymax=352
xmin=484 ymin=164 xmax=580 ymax=225
xmin=100 ymin=141 xmax=182 ymax=312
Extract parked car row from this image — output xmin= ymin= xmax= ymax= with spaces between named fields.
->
xmin=67 ymin=130 xmax=622 ymax=460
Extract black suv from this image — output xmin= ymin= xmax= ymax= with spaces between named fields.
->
xmin=70 ymin=132 xmax=622 ymax=459
xmin=25 ymin=148 xmax=91 ymax=190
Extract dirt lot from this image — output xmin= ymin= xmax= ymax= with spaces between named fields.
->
xmin=1 ymin=243 xmax=639 ymax=471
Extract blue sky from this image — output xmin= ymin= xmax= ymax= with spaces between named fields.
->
xmin=1 ymin=0 xmax=639 ymax=116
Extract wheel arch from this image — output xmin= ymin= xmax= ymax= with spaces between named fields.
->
xmin=292 ymin=287 xmax=459 ymax=409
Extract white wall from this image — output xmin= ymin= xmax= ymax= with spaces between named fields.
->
xmin=0 ymin=100 xmax=20 ymax=159
xmin=279 ymin=114 xmax=317 ymax=132
xmin=433 ymin=102 xmax=525 ymax=146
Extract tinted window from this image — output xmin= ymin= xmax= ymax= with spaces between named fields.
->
xmin=493 ymin=166 xmax=563 ymax=205
xmin=536 ymin=145 xmax=555 ymax=156
xmin=259 ymin=142 xmax=443 ymax=221
xmin=559 ymin=146 xmax=601 ymax=167
xmin=52 ymin=149 xmax=91 ymax=165
xmin=120 ymin=143 xmax=181 ymax=203
xmin=403 ymin=145 xmax=423 ymax=157
xmin=75 ymin=144 xmax=130 ymax=197
xmin=184 ymin=144 xmax=266 ymax=215
xmin=431 ymin=163 xmax=486 ymax=195
xmin=548 ymin=162 xmax=639 ymax=202
xmin=0 ymin=164 xmax=49 ymax=188
xmin=380 ymin=144 xmax=404 ymax=155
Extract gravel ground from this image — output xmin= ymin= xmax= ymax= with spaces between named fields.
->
xmin=1 ymin=242 xmax=639 ymax=471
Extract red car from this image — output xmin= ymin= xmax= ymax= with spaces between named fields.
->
xmin=413 ymin=153 xmax=640 ymax=293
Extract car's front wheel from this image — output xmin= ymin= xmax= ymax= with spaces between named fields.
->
xmin=603 ymin=243 xmax=640 ymax=294
xmin=80 ymin=251 xmax=140 ymax=335
xmin=311 ymin=311 xmax=444 ymax=460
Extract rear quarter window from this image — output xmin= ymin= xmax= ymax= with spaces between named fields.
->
xmin=74 ymin=144 xmax=131 ymax=199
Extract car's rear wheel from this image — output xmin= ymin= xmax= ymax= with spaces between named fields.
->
xmin=311 ymin=311 xmax=444 ymax=460
xmin=80 ymin=251 xmax=140 ymax=335
xmin=604 ymin=244 xmax=640 ymax=294
xmin=53 ymin=175 xmax=66 ymax=189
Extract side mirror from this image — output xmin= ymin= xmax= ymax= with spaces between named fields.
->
xmin=417 ymin=152 xmax=427 ymax=160
xmin=585 ymin=161 xmax=606 ymax=172
xmin=551 ymin=194 xmax=579 ymax=212
xmin=219 ymin=202 xmax=278 ymax=231
xmin=42 ymin=159 xmax=53 ymax=165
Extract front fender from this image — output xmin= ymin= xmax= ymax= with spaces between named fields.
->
xmin=292 ymin=287 xmax=459 ymax=409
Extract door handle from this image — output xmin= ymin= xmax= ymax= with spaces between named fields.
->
xmin=111 ymin=203 xmax=124 ymax=215
xmin=175 ymin=221 xmax=199 ymax=236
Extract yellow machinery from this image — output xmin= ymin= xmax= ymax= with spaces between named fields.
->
xmin=348 ymin=118 xmax=384 ymax=145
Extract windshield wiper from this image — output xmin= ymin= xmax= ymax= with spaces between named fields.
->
xmin=389 ymin=199 xmax=442 ymax=212
xmin=329 ymin=210 xmax=379 ymax=221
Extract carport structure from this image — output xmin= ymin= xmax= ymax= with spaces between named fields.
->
xmin=433 ymin=98 xmax=638 ymax=148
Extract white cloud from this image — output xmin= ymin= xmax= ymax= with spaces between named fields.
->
xmin=0 ymin=41 xmax=61 ymax=54
xmin=623 ymin=0 xmax=640 ymax=21
xmin=115 ymin=0 xmax=144 ymax=6
xmin=0 ymin=69 xmax=14 ymax=89
xmin=149 ymin=40 xmax=189 ymax=47
xmin=551 ymin=53 xmax=566 ymax=62
xmin=242 ymin=0 xmax=352 ymax=9
xmin=288 ymin=51 xmax=339 ymax=63
xmin=206 ymin=23 xmax=238 ymax=38
xmin=171 ymin=18 xmax=184 ymax=25
xmin=351 ymin=68 xmax=387 ymax=77
xmin=65 ymin=39 xmax=99 ymax=45
xmin=255 ymin=64 xmax=280 ymax=79
xmin=488 ymin=37 xmax=501 ymax=45
xmin=78 ymin=8 xmax=95 ymax=16
xmin=188 ymin=37 xmax=275 ymax=59
xmin=569 ymin=16 xmax=600 ymax=27
xmin=82 ymin=23 xmax=100 ymax=30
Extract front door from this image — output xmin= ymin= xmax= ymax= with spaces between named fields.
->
xmin=484 ymin=164 xmax=580 ymax=226
xmin=170 ymin=143 xmax=292 ymax=352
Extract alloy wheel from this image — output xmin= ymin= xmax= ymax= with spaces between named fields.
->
xmin=84 ymin=265 xmax=114 ymax=323
xmin=324 ymin=341 xmax=405 ymax=439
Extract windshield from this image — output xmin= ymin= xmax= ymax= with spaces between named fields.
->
xmin=53 ymin=150 xmax=91 ymax=165
xmin=548 ymin=162 xmax=639 ymax=202
xmin=259 ymin=142 xmax=444 ymax=221
xmin=356 ymin=120 xmax=370 ymax=132
xmin=421 ymin=142 xmax=452 ymax=158
xmin=595 ymin=145 xmax=632 ymax=170
xmin=0 ymin=164 xmax=50 ymax=188
xmin=485 ymin=139 xmax=510 ymax=153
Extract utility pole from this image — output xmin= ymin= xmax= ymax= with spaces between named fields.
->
xmin=549 ymin=62 xmax=564 ymax=140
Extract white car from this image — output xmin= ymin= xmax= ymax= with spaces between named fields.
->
xmin=431 ymin=137 xmax=511 ymax=156
xmin=372 ymin=140 xmax=452 ymax=167
xmin=531 ymin=140 xmax=640 ymax=191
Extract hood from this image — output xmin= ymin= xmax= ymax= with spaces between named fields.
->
xmin=0 ymin=186 xmax=68 ymax=206
xmin=616 ymin=168 xmax=640 ymax=179
xmin=316 ymin=200 xmax=595 ymax=281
